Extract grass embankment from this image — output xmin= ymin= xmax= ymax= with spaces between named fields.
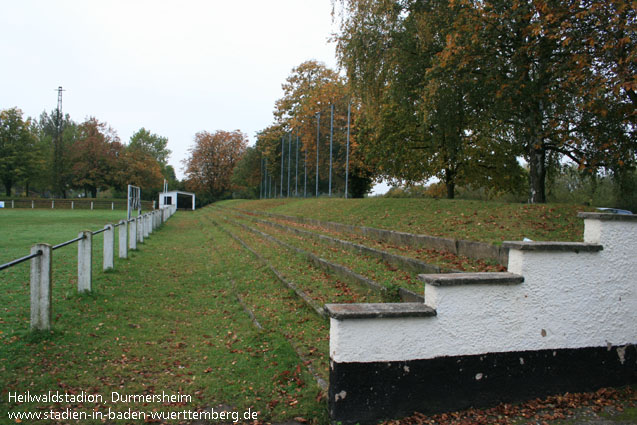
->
xmin=219 ymin=209 xmax=423 ymax=295
xmin=0 ymin=208 xmax=328 ymax=424
xmin=219 ymin=198 xmax=594 ymax=244
xmin=215 ymin=213 xmax=385 ymax=305
xmin=226 ymin=207 xmax=505 ymax=273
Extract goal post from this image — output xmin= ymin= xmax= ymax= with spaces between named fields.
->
xmin=127 ymin=185 xmax=142 ymax=220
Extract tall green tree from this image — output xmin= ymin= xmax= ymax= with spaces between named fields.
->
xmin=231 ymin=146 xmax=262 ymax=199
xmin=0 ymin=108 xmax=39 ymax=196
xmin=129 ymin=127 xmax=175 ymax=195
xmin=334 ymin=0 xmax=523 ymax=198
xmin=129 ymin=128 xmax=171 ymax=165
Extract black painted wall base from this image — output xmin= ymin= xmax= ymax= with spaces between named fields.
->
xmin=329 ymin=345 xmax=637 ymax=425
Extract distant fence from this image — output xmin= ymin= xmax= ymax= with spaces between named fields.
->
xmin=0 ymin=205 xmax=177 ymax=331
xmin=0 ymin=198 xmax=154 ymax=211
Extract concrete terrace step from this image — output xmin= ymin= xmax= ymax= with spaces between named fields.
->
xmin=418 ymin=272 xmax=524 ymax=286
xmin=325 ymin=303 xmax=437 ymax=320
xmin=502 ymin=241 xmax=603 ymax=252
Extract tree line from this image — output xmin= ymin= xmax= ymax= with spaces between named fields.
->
xmin=182 ymin=60 xmax=375 ymax=202
xmin=0 ymin=107 xmax=178 ymax=200
xmin=330 ymin=0 xmax=635 ymax=205
xmin=217 ymin=0 xmax=634 ymax=207
xmin=228 ymin=60 xmax=374 ymax=200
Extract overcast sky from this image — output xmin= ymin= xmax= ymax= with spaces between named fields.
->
xmin=0 ymin=0 xmax=341 ymax=180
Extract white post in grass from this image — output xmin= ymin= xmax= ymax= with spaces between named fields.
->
xmin=103 ymin=224 xmax=114 ymax=271
xmin=78 ymin=231 xmax=92 ymax=293
xmin=137 ymin=216 xmax=144 ymax=243
xmin=91 ymin=201 xmax=94 ymax=210
xmin=118 ymin=220 xmax=127 ymax=258
xmin=30 ymin=243 xmax=52 ymax=331
xmin=144 ymin=214 xmax=150 ymax=237
xmin=129 ymin=219 xmax=137 ymax=250
xmin=52 ymin=200 xmax=54 ymax=209
xmin=71 ymin=201 xmax=74 ymax=209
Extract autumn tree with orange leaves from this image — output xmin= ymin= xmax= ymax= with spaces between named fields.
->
xmin=183 ymin=130 xmax=248 ymax=201
xmin=256 ymin=60 xmax=373 ymax=198
xmin=70 ymin=117 xmax=122 ymax=198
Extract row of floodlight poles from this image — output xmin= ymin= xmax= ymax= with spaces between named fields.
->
xmin=8 ymin=207 xmax=177 ymax=331
xmin=260 ymin=101 xmax=352 ymax=200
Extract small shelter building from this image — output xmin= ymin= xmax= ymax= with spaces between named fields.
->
xmin=159 ymin=191 xmax=195 ymax=211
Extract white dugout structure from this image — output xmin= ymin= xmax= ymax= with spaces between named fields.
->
xmin=158 ymin=191 xmax=196 ymax=211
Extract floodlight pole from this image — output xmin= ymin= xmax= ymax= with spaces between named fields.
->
xmin=329 ymin=104 xmax=334 ymax=197
xmin=287 ymin=133 xmax=291 ymax=198
xmin=345 ymin=100 xmax=351 ymax=199
xmin=295 ymin=134 xmax=299 ymax=197
xmin=264 ymin=157 xmax=268 ymax=199
xmin=280 ymin=136 xmax=284 ymax=198
xmin=316 ymin=112 xmax=320 ymax=197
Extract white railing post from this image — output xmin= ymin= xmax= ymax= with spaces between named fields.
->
xmin=146 ymin=213 xmax=152 ymax=235
xmin=137 ymin=216 xmax=144 ymax=243
xmin=119 ymin=220 xmax=128 ymax=258
xmin=78 ymin=231 xmax=92 ymax=293
xmin=71 ymin=201 xmax=74 ymax=209
xmin=30 ymin=244 xmax=52 ymax=331
xmin=129 ymin=219 xmax=137 ymax=250
xmin=103 ymin=224 xmax=114 ymax=271
xmin=91 ymin=201 xmax=94 ymax=210
xmin=52 ymin=200 xmax=54 ymax=209
xmin=111 ymin=202 xmax=114 ymax=210
xmin=31 ymin=200 xmax=34 ymax=209
xmin=144 ymin=214 xmax=150 ymax=237
xmin=12 ymin=200 xmax=14 ymax=208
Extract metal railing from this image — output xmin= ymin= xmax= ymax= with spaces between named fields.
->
xmin=0 ymin=205 xmax=178 ymax=331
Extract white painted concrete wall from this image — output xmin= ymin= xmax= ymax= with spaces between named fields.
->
xmin=330 ymin=216 xmax=637 ymax=363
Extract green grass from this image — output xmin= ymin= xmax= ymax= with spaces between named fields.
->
xmin=215 ymin=212 xmax=385 ymax=304
xmin=223 ymin=211 xmax=420 ymax=296
xmin=219 ymin=198 xmax=594 ymax=244
xmin=0 ymin=208 xmax=328 ymax=424
xmin=228 ymin=207 xmax=505 ymax=272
